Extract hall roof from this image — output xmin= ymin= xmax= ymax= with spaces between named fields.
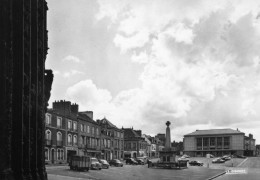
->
xmin=184 ymin=128 xmax=244 ymax=137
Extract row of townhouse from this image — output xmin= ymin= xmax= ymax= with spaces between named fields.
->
xmin=45 ymin=100 xmax=124 ymax=164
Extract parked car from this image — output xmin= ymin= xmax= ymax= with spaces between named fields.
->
xmin=189 ymin=160 xmax=203 ymax=166
xmin=135 ymin=158 xmax=145 ymax=165
xmin=125 ymin=158 xmax=138 ymax=165
xmin=212 ymin=158 xmax=225 ymax=163
xmin=182 ymin=154 xmax=190 ymax=158
xmin=178 ymin=156 xmax=189 ymax=162
xmin=109 ymin=159 xmax=123 ymax=167
xmin=98 ymin=159 xmax=110 ymax=169
xmin=232 ymin=154 xmax=246 ymax=159
xmin=136 ymin=156 xmax=148 ymax=164
xmin=90 ymin=158 xmax=102 ymax=170
xmin=221 ymin=155 xmax=231 ymax=161
xmin=206 ymin=154 xmax=214 ymax=158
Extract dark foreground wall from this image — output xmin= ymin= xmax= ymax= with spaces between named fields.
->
xmin=0 ymin=0 xmax=53 ymax=180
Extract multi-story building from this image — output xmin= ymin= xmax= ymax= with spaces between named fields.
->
xmin=45 ymin=100 xmax=79 ymax=164
xmin=183 ymin=128 xmax=257 ymax=157
xmin=97 ymin=118 xmax=124 ymax=161
xmin=171 ymin=141 xmax=184 ymax=155
xmin=256 ymin=145 xmax=260 ymax=157
xmin=148 ymin=136 xmax=161 ymax=158
xmin=123 ymin=128 xmax=147 ymax=158
xmin=244 ymin=134 xmax=256 ymax=156
xmin=183 ymin=129 xmax=246 ymax=157
xmin=77 ymin=111 xmax=101 ymax=158
xmin=142 ymin=134 xmax=152 ymax=158
xmin=155 ymin=133 xmax=166 ymax=146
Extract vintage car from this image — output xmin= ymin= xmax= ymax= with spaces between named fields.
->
xmin=189 ymin=160 xmax=203 ymax=166
xmin=212 ymin=158 xmax=225 ymax=163
xmin=109 ymin=159 xmax=124 ymax=167
xmin=99 ymin=159 xmax=110 ymax=169
xmin=125 ymin=158 xmax=138 ymax=165
xmin=90 ymin=157 xmax=102 ymax=170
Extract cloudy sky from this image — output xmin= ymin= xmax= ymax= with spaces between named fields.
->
xmin=46 ymin=0 xmax=260 ymax=143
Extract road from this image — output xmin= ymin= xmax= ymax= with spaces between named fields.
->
xmin=215 ymin=157 xmax=260 ymax=180
xmin=47 ymin=163 xmax=224 ymax=180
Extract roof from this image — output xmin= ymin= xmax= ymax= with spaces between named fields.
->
xmin=123 ymin=128 xmax=143 ymax=139
xmin=77 ymin=112 xmax=97 ymax=124
xmin=184 ymin=128 xmax=244 ymax=137
xmin=98 ymin=117 xmax=118 ymax=129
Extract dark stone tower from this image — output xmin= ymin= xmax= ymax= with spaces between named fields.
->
xmin=0 ymin=0 xmax=52 ymax=180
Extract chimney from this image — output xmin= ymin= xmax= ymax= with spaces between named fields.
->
xmin=52 ymin=100 xmax=71 ymax=116
xmin=249 ymin=134 xmax=253 ymax=139
xmin=81 ymin=111 xmax=93 ymax=119
xmin=71 ymin=103 xmax=79 ymax=114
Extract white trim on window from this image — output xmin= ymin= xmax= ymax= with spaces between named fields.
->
xmin=45 ymin=129 xmax=51 ymax=140
xmin=57 ymin=116 xmax=62 ymax=128
xmin=57 ymin=131 xmax=62 ymax=141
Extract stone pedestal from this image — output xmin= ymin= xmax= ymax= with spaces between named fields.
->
xmin=0 ymin=1 xmax=52 ymax=180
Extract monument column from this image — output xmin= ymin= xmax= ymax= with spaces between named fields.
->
xmin=165 ymin=121 xmax=171 ymax=149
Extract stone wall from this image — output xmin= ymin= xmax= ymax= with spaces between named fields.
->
xmin=0 ymin=0 xmax=52 ymax=179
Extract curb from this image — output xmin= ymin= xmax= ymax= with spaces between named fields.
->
xmin=206 ymin=171 xmax=226 ymax=180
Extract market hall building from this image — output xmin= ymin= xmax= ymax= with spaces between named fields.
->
xmin=183 ymin=129 xmax=255 ymax=157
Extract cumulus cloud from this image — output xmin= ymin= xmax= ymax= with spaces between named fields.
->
xmin=93 ymin=0 xmax=260 ymax=140
xmin=63 ymin=70 xmax=85 ymax=78
xmin=62 ymin=55 xmax=83 ymax=63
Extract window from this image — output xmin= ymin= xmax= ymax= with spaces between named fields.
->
xmin=57 ymin=149 xmax=61 ymax=160
xmin=80 ymin=124 xmax=83 ymax=132
xmin=68 ymin=134 xmax=72 ymax=146
xmin=87 ymin=126 xmax=90 ymax=133
xmin=80 ymin=136 xmax=83 ymax=145
xmin=92 ymin=127 xmax=94 ymax=135
xmin=45 ymin=148 xmax=49 ymax=160
xmin=210 ymin=137 xmax=215 ymax=146
xmin=73 ymin=135 xmax=77 ymax=145
xmin=68 ymin=120 xmax=72 ymax=130
xmin=108 ymin=140 xmax=111 ymax=148
xmin=57 ymin=132 xmax=62 ymax=141
xmin=203 ymin=137 xmax=209 ymax=148
xmin=61 ymin=149 xmax=64 ymax=160
xmin=217 ymin=137 xmax=222 ymax=148
xmin=45 ymin=114 xmax=51 ymax=125
xmin=197 ymin=138 xmax=202 ymax=149
xmin=121 ymin=132 xmax=123 ymax=138
xmin=57 ymin=117 xmax=62 ymax=128
xmin=73 ymin=122 xmax=77 ymax=131
xmin=96 ymin=128 xmax=99 ymax=136
xmin=84 ymin=125 xmax=86 ymax=132
xmin=45 ymin=130 xmax=51 ymax=140
xmin=133 ymin=143 xmax=136 ymax=150
xmin=224 ymin=137 xmax=230 ymax=149
xmin=117 ymin=132 xmax=120 ymax=138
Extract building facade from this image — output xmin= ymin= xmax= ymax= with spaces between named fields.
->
xmin=97 ymin=118 xmax=124 ymax=161
xmin=123 ymin=128 xmax=147 ymax=158
xmin=77 ymin=111 xmax=101 ymax=158
xmin=244 ymin=134 xmax=256 ymax=156
xmin=183 ymin=129 xmax=246 ymax=157
xmin=45 ymin=101 xmax=79 ymax=164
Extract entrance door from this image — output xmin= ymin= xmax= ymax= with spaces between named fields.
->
xmin=51 ymin=149 xmax=55 ymax=164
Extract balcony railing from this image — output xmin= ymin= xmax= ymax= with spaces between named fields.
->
xmin=57 ymin=140 xmax=63 ymax=147
xmin=45 ymin=139 xmax=52 ymax=146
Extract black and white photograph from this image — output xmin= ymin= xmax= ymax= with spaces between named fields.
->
xmin=1 ymin=0 xmax=260 ymax=180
